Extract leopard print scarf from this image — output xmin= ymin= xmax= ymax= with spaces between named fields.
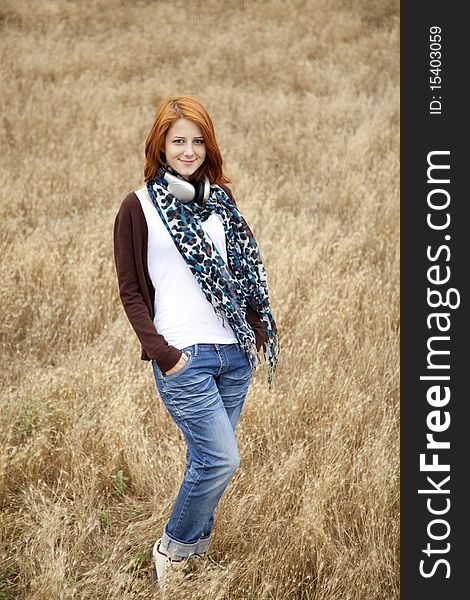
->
xmin=146 ymin=171 xmax=279 ymax=385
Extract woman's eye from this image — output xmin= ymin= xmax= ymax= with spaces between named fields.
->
xmin=172 ymin=138 xmax=204 ymax=144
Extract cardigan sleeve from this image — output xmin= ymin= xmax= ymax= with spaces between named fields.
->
xmin=220 ymin=184 xmax=267 ymax=352
xmin=113 ymin=195 xmax=182 ymax=373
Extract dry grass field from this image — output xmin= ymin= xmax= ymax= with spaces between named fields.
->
xmin=0 ymin=0 xmax=399 ymax=598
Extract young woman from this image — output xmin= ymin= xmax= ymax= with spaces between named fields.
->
xmin=113 ymin=95 xmax=279 ymax=587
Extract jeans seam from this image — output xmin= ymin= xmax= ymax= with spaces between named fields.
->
xmin=214 ymin=345 xmax=225 ymax=377
xmin=171 ymin=459 xmax=208 ymax=540
xmin=164 ymin=394 xmax=210 ymax=540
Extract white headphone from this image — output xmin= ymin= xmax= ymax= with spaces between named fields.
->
xmin=160 ymin=167 xmax=210 ymax=204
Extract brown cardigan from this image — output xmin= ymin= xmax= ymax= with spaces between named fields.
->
xmin=113 ymin=185 xmax=267 ymax=373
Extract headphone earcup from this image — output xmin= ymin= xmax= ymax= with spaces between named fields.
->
xmin=203 ymin=175 xmax=210 ymax=201
xmin=193 ymin=177 xmax=210 ymax=204
xmin=159 ymin=168 xmax=210 ymax=204
xmin=162 ymin=170 xmax=195 ymax=202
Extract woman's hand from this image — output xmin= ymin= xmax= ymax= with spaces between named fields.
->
xmin=164 ymin=352 xmax=188 ymax=375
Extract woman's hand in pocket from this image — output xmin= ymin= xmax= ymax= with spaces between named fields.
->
xmin=164 ymin=352 xmax=188 ymax=375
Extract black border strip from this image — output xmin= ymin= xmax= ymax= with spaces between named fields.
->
xmin=400 ymin=3 xmax=467 ymax=597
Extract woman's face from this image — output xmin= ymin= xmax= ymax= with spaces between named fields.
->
xmin=164 ymin=118 xmax=206 ymax=179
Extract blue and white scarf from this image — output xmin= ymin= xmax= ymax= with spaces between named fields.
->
xmin=146 ymin=170 xmax=279 ymax=385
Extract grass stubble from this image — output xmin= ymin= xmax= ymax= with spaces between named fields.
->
xmin=0 ymin=1 xmax=399 ymax=598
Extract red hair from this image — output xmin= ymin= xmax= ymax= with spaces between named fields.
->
xmin=144 ymin=95 xmax=231 ymax=184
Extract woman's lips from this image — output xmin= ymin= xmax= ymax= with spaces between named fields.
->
xmin=180 ymin=159 xmax=195 ymax=164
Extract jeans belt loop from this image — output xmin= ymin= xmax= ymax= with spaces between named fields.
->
xmin=193 ymin=343 xmax=198 ymax=357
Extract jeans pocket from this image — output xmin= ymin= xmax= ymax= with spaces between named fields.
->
xmin=163 ymin=350 xmax=193 ymax=380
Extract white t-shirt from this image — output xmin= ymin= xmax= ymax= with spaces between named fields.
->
xmin=135 ymin=185 xmax=238 ymax=349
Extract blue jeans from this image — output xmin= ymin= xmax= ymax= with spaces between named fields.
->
xmin=151 ymin=343 xmax=253 ymax=558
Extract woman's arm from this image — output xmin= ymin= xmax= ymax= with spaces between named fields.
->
xmin=113 ymin=195 xmax=182 ymax=373
xmin=246 ymin=304 xmax=267 ymax=352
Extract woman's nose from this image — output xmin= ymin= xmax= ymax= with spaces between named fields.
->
xmin=183 ymin=143 xmax=194 ymax=156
